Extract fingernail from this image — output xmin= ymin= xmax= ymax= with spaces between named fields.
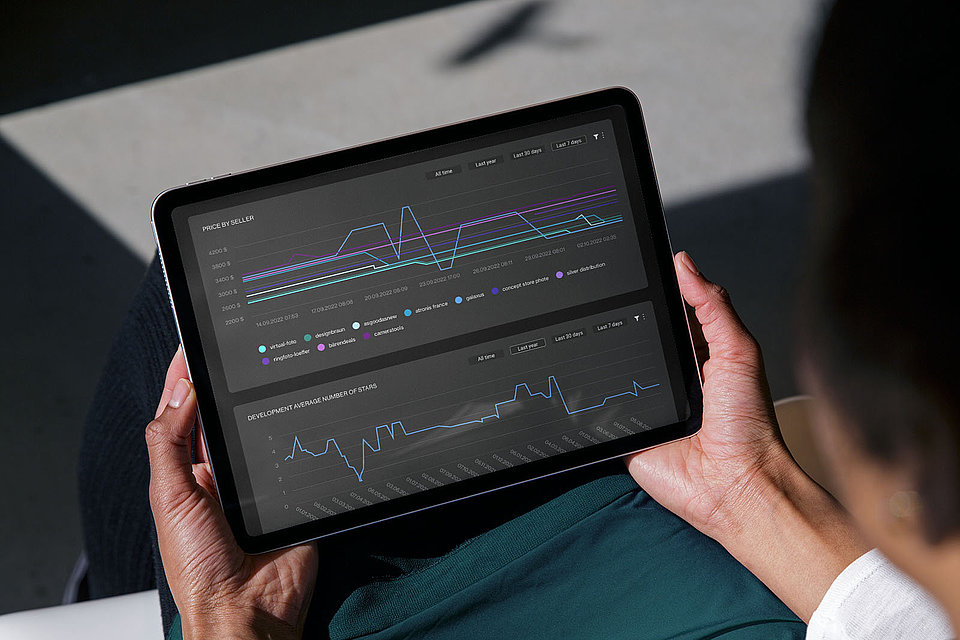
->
xmin=680 ymin=252 xmax=700 ymax=275
xmin=169 ymin=378 xmax=190 ymax=409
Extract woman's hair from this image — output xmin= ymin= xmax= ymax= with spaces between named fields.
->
xmin=801 ymin=1 xmax=958 ymax=541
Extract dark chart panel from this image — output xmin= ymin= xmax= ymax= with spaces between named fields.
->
xmin=236 ymin=301 xmax=676 ymax=533
xmin=177 ymin=111 xmax=687 ymax=535
xmin=187 ymin=119 xmax=645 ymax=392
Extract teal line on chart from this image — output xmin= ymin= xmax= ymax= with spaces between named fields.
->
xmin=284 ymin=375 xmax=660 ymax=482
xmin=245 ymin=208 xmax=622 ymax=304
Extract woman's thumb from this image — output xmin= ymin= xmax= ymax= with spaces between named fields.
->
xmin=146 ymin=378 xmax=199 ymax=513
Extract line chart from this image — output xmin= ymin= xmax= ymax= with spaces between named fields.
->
xmin=242 ymin=186 xmax=621 ymax=304
xmin=284 ymin=374 xmax=660 ymax=482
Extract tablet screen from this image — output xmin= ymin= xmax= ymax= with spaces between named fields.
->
xmin=169 ymin=102 xmax=693 ymax=538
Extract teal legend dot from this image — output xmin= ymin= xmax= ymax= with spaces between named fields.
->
xmin=258 ymin=345 xmax=266 ymax=353
xmin=404 ymin=308 xmax=412 ymax=317
xmin=303 ymin=334 xmax=312 ymax=341
xmin=455 ymin=296 xmax=463 ymax=304
xmin=352 ymin=321 xmax=361 ymax=330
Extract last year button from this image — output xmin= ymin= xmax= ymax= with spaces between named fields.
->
xmin=509 ymin=338 xmax=546 ymax=355
xmin=469 ymin=155 xmax=503 ymax=170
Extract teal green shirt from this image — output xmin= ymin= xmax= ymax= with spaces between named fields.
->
xmin=169 ymin=472 xmax=803 ymax=639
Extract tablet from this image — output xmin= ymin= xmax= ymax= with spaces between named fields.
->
xmin=152 ymin=87 xmax=702 ymax=553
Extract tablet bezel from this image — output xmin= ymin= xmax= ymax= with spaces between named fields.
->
xmin=152 ymin=87 xmax=702 ymax=553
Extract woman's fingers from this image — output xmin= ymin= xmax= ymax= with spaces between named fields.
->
xmin=154 ymin=346 xmax=208 ymax=464
xmin=155 ymin=346 xmax=190 ymax=419
xmin=194 ymin=421 xmax=209 ymax=465
xmin=684 ymin=303 xmax=709 ymax=379
xmin=146 ymin=378 xmax=199 ymax=514
xmin=192 ymin=462 xmax=218 ymax=499
xmin=674 ymin=252 xmax=759 ymax=364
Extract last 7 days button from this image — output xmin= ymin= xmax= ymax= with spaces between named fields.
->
xmin=593 ymin=318 xmax=626 ymax=333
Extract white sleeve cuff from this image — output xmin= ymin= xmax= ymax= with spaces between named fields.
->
xmin=806 ymin=548 xmax=953 ymax=640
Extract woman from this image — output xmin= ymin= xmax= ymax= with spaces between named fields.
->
xmin=90 ymin=1 xmax=959 ymax=638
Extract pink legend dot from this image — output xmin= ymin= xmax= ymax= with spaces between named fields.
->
xmin=317 ymin=343 xmax=325 ymax=351
xmin=556 ymin=271 xmax=564 ymax=279
xmin=363 ymin=332 xmax=371 ymax=340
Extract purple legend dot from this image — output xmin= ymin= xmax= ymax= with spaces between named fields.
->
xmin=491 ymin=287 xmax=499 ymax=295
xmin=317 ymin=343 xmax=325 ymax=352
xmin=261 ymin=357 xmax=270 ymax=365
xmin=363 ymin=332 xmax=371 ymax=340
xmin=556 ymin=271 xmax=564 ymax=279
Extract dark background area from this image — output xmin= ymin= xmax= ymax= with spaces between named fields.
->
xmin=0 ymin=1 xmax=475 ymax=115
xmin=0 ymin=0 xmax=809 ymax=615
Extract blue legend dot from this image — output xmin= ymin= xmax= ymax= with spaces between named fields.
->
xmin=404 ymin=308 xmax=412 ymax=317
xmin=455 ymin=296 xmax=463 ymax=304
xmin=491 ymin=287 xmax=499 ymax=295
xmin=303 ymin=334 xmax=312 ymax=341
xmin=258 ymin=345 xmax=266 ymax=353
xmin=556 ymin=270 xmax=564 ymax=279
xmin=261 ymin=357 xmax=270 ymax=365
xmin=352 ymin=321 xmax=361 ymax=330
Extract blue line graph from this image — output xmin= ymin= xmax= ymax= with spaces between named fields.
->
xmin=243 ymin=187 xmax=621 ymax=304
xmin=285 ymin=375 xmax=660 ymax=482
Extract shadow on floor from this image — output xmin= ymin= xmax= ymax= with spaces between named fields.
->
xmin=443 ymin=0 xmax=591 ymax=67
xmin=1 ymin=0 xmax=473 ymax=115
xmin=665 ymin=170 xmax=810 ymax=398
xmin=0 ymin=136 xmax=147 ymax=614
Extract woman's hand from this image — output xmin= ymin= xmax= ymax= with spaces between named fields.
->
xmin=146 ymin=348 xmax=319 ymax=640
xmin=626 ymin=252 xmax=868 ymax=622
xmin=625 ymin=251 xmax=790 ymax=540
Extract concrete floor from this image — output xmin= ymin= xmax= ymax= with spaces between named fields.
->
xmin=0 ymin=0 xmax=821 ymax=615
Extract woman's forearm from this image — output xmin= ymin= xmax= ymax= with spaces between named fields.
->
xmin=710 ymin=452 xmax=870 ymax=622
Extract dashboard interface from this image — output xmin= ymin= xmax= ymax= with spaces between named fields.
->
xmin=171 ymin=104 xmax=691 ymax=536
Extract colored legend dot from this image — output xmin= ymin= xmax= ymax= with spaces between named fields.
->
xmin=261 ymin=357 xmax=270 ymax=365
xmin=491 ymin=287 xmax=499 ymax=295
xmin=455 ymin=296 xmax=463 ymax=304
xmin=363 ymin=332 xmax=371 ymax=340
xmin=352 ymin=321 xmax=361 ymax=330
xmin=303 ymin=334 xmax=312 ymax=341
xmin=258 ymin=345 xmax=266 ymax=353
xmin=404 ymin=308 xmax=412 ymax=317
xmin=556 ymin=271 xmax=564 ymax=279
xmin=317 ymin=343 xmax=325 ymax=352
